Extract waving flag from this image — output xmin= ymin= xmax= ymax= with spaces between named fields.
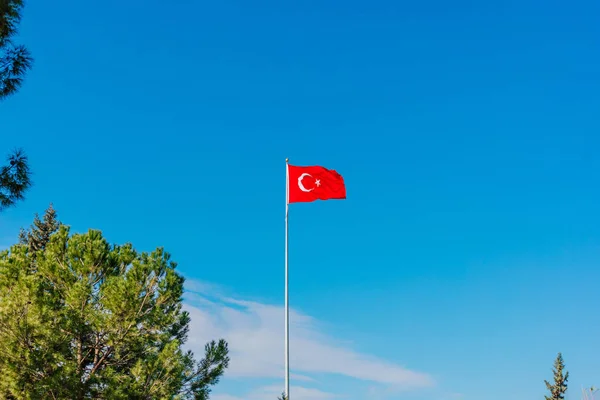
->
xmin=287 ymin=164 xmax=346 ymax=203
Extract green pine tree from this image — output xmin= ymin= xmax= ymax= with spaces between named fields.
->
xmin=19 ymin=203 xmax=60 ymax=252
xmin=1 ymin=0 xmax=33 ymax=99
xmin=545 ymin=353 xmax=569 ymax=400
xmin=0 ymin=224 xmax=229 ymax=399
xmin=0 ymin=149 xmax=31 ymax=212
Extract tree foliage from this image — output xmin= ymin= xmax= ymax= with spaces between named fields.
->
xmin=545 ymin=353 xmax=569 ymax=400
xmin=0 ymin=149 xmax=31 ymax=212
xmin=1 ymin=2 xmax=34 ymax=211
xmin=1 ymin=0 xmax=33 ymax=99
xmin=19 ymin=203 xmax=59 ymax=252
xmin=0 ymin=221 xmax=229 ymax=399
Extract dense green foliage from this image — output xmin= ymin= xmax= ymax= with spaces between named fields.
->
xmin=1 ymin=0 xmax=33 ymax=99
xmin=545 ymin=353 xmax=568 ymax=400
xmin=0 ymin=149 xmax=31 ymax=212
xmin=0 ymin=220 xmax=229 ymax=399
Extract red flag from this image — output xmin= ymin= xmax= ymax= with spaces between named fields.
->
xmin=287 ymin=164 xmax=346 ymax=203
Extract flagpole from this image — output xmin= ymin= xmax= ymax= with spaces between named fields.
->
xmin=284 ymin=158 xmax=290 ymax=399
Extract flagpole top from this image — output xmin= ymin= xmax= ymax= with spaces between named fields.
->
xmin=286 ymin=158 xmax=289 ymax=163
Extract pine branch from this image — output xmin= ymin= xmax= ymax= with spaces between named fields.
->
xmin=0 ymin=149 xmax=31 ymax=211
xmin=0 ymin=43 xmax=32 ymax=99
xmin=0 ymin=0 xmax=25 ymax=46
xmin=1 ymin=0 xmax=32 ymax=100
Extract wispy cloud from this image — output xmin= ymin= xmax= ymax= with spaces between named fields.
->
xmin=183 ymin=280 xmax=434 ymax=396
xmin=212 ymin=384 xmax=338 ymax=400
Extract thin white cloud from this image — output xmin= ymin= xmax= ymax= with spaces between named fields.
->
xmin=183 ymin=280 xmax=434 ymax=390
xmin=212 ymin=384 xmax=338 ymax=400
xmin=211 ymin=395 xmax=245 ymax=400
xmin=258 ymin=384 xmax=338 ymax=400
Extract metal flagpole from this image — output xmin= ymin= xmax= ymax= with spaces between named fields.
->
xmin=284 ymin=158 xmax=290 ymax=399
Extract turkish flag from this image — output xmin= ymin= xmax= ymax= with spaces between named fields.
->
xmin=288 ymin=165 xmax=346 ymax=203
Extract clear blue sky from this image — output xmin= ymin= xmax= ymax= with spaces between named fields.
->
xmin=2 ymin=0 xmax=600 ymax=399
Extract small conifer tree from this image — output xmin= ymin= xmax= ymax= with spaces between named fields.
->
xmin=545 ymin=353 xmax=569 ymax=400
xmin=19 ymin=203 xmax=60 ymax=252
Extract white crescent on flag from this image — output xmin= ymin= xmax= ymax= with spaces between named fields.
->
xmin=297 ymin=173 xmax=314 ymax=192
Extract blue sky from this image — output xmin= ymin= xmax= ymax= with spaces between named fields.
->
xmin=2 ymin=0 xmax=600 ymax=398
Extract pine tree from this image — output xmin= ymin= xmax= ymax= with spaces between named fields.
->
xmin=545 ymin=353 xmax=569 ymax=400
xmin=1 ymin=0 xmax=33 ymax=99
xmin=19 ymin=203 xmax=60 ymax=252
xmin=0 ymin=224 xmax=229 ymax=399
xmin=0 ymin=149 xmax=31 ymax=212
